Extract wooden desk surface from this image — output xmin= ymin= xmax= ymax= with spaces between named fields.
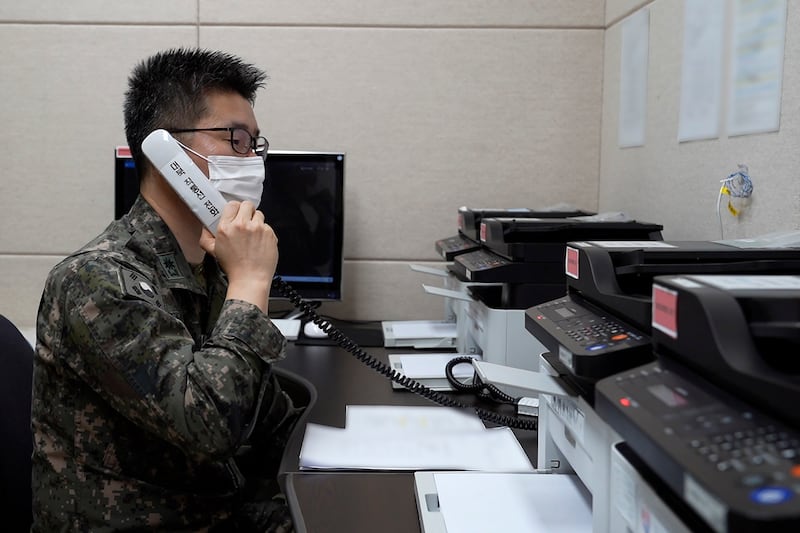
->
xmin=276 ymin=342 xmax=538 ymax=533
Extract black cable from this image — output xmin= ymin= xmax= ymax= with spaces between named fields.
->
xmin=444 ymin=356 xmax=484 ymax=393
xmin=444 ymin=356 xmax=518 ymax=405
xmin=272 ymin=277 xmax=537 ymax=431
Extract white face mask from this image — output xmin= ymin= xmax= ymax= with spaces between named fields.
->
xmin=178 ymin=142 xmax=265 ymax=206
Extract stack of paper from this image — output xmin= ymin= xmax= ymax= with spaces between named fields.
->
xmin=298 ymin=405 xmax=534 ymax=472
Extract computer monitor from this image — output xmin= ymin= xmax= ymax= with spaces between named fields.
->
xmin=114 ymin=147 xmax=346 ymax=302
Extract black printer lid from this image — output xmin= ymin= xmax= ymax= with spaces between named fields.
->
xmin=591 ymin=241 xmax=800 ymax=275
xmin=458 ymin=207 xmax=593 ymax=240
xmin=567 ymin=241 xmax=800 ymax=331
xmin=480 ymin=217 xmax=664 ymax=244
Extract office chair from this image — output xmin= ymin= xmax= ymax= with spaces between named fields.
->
xmin=0 ymin=315 xmax=35 ymax=531
xmin=273 ymin=366 xmax=317 ymax=494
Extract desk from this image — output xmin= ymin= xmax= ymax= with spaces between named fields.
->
xmin=276 ymin=343 xmax=538 ymax=533
xmin=286 ymin=473 xmax=420 ymax=533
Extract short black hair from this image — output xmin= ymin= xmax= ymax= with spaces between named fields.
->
xmin=123 ymin=48 xmax=267 ymax=176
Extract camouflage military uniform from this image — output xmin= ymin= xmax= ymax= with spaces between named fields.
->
xmin=32 ymin=196 xmax=299 ymax=531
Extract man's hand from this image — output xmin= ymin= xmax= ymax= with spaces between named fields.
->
xmin=200 ymin=201 xmax=278 ymax=312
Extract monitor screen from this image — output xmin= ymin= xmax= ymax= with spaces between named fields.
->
xmin=115 ymin=147 xmax=345 ymax=301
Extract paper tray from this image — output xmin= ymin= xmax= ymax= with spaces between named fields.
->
xmin=382 ymin=320 xmax=457 ymax=349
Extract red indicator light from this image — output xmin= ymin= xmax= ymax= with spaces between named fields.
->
xmin=537 ymin=315 xmax=544 ymax=320
xmin=619 ymin=397 xmax=631 ymax=407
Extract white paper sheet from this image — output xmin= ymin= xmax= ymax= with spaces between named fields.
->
xmin=678 ymin=0 xmax=725 ymax=142
xmin=433 ymin=472 xmax=592 ymax=533
xmin=344 ymin=405 xmax=485 ymax=432
xmin=727 ymin=0 xmax=787 ymax=136
xmin=298 ymin=418 xmax=534 ymax=472
xmin=618 ymin=8 xmax=650 ymax=148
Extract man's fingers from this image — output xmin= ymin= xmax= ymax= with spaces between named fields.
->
xmin=220 ymin=201 xmax=260 ymax=226
xmin=220 ymin=201 xmax=242 ymax=223
xmin=235 ymin=201 xmax=257 ymax=223
xmin=199 ymin=228 xmax=216 ymax=256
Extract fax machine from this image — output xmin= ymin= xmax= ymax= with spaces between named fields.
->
xmin=525 ymin=240 xmax=800 ymax=399
xmin=430 ymin=206 xmax=590 ymax=347
xmin=596 ymin=274 xmax=800 ymax=532
xmin=434 ymin=205 xmax=592 ymax=260
xmin=435 ymin=215 xmax=664 ymax=371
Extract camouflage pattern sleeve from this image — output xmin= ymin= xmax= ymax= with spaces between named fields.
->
xmin=58 ymin=256 xmax=286 ymax=461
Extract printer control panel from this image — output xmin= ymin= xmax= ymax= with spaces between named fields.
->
xmin=451 ymin=249 xmax=563 ymax=283
xmin=457 ymin=248 xmax=511 ymax=272
xmin=597 ymin=363 xmax=800 ymax=532
xmin=434 ymin=234 xmax=480 ymax=260
xmin=527 ymin=296 xmax=652 ymax=379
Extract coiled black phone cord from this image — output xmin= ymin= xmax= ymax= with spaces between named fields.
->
xmin=272 ymin=277 xmax=537 ymax=431
xmin=444 ymin=356 xmax=518 ymax=405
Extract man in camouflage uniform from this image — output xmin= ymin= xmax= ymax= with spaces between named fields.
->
xmin=32 ymin=49 xmax=299 ymax=531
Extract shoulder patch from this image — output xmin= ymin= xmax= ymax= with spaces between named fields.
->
xmin=118 ymin=267 xmax=164 ymax=308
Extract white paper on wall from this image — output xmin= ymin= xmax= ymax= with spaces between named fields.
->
xmin=618 ymin=8 xmax=650 ymax=148
xmin=727 ymin=0 xmax=787 ymax=137
xmin=678 ymin=0 xmax=726 ymax=142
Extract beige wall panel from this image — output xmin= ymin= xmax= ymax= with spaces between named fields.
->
xmin=0 ymin=26 xmax=196 ymax=254
xmin=200 ymin=0 xmax=604 ymax=27
xmin=0 ymin=1 xmax=196 ymax=23
xmin=0 ymin=255 xmax=63 ymax=329
xmin=310 ymin=260 xmax=446 ymax=321
xmin=201 ymin=27 xmax=603 ymax=260
xmin=600 ymin=1 xmax=800 ymax=240
xmin=606 ymin=0 xmax=652 ymax=26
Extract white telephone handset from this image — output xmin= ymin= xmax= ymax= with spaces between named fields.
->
xmin=141 ymin=129 xmax=227 ymax=235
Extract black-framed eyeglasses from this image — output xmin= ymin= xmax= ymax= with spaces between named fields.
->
xmin=169 ymin=127 xmax=269 ymax=161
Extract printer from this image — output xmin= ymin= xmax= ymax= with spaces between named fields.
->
xmin=422 ymin=207 xmax=595 ymax=370
xmin=596 ymin=274 xmax=800 ymax=532
xmin=446 ymin=216 xmax=663 ymax=371
xmin=433 ymin=206 xmax=594 ymax=326
xmin=389 ymin=207 xmax=582 ymax=351
xmin=525 ymin=239 xmax=800 ymax=398
xmin=434 ymin=205 xmax=593 ymax=261
xmin=392 ymin=206 xmax=592 ymax=351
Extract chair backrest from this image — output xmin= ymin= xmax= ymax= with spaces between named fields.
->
xmin=273 ymin=366 xmax=317 ymax=494
xmin=0 ymin=315 xmax=34 ymax=531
